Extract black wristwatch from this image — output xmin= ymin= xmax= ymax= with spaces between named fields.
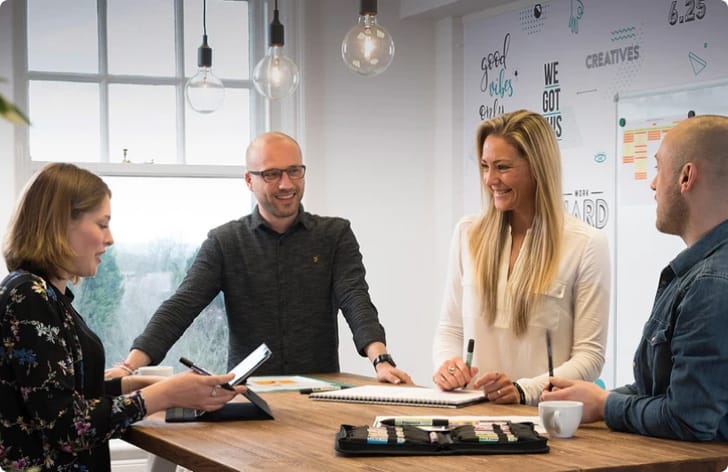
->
xmin=372 ymin=353 xmax=396 ymax=369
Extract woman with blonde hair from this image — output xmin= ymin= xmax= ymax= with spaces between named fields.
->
xmin=1 ymin=163 xmax=245 ymax=471
xmin=433 ymin=110 xmax=610 ymax=405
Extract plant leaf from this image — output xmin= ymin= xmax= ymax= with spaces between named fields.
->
xmin=0 ymin=93 xmax=30 ymax=125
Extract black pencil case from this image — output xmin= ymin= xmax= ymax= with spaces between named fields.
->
xmin=335 ymin=421 xmax=548 ymax=456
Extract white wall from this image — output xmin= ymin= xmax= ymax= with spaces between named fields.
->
xmin=0 ymin=0 xmax=17 ymax=281
xmin=299 ymin=0 xmax=451 ymax=385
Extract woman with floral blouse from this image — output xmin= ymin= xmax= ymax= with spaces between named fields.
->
xmin=0 ymin=163 xmax=246 ymax=471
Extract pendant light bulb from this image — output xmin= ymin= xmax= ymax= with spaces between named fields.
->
xmin=186 ymin=35 xmax=225 ymax=113
xmin=342 ymin=0 xmax=394 ymax=77
xmin=253 ymin=4 xmax=299 ymax=100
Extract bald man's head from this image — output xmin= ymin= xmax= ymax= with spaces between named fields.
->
xmin=666 ymin=115 xmax=728 ymax=188
xmin=245 ymin=132 xmax=302 ymax=169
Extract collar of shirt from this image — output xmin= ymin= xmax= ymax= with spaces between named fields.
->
xmin=669 ymin=218 xmax=728 ymax=277
xmin=250 ymin=204 xmax=315 ymax=234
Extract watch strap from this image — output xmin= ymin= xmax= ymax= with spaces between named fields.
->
xmin=372 ymin=353 xmax=396 ymax=369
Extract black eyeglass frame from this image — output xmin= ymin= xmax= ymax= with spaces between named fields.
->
xmin=248 ymin=165 xmax=307 ymax=183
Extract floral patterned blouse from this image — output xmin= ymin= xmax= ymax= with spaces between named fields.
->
xmin=0 ymin=270 xmax=145 ymax=471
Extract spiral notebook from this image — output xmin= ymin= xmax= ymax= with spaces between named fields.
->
xmin=309 ymin=385 xmax=486 ymax=408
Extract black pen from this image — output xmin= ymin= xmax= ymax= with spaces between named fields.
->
xmin=179 ymin=357 xmax=234 ymax=391
xmin=546 ymin=331 xmax=554 ymax=391
xmin=379 ymin=418 xmax=449 ymax=427
xmin=299 ymin=386 xmax=348 ymax=394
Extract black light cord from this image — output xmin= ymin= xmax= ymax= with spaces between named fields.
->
xmin=203 ymin=0 xmax=207 ymax=36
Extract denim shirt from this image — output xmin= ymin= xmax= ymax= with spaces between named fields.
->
xmin=604 ymin=219 xmax=728 ymax=441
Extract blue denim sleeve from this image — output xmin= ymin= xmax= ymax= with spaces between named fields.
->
xmin=611 ymin=383 xmax=637 ymax=395
xmin=604 ymin=275 xmax=728 ymax=441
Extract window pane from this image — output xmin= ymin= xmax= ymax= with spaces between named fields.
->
xmin=73 ymin=176 xmax=251 ymax=373
xmin=107 ymin=0 xmax=175 ymax=76
xmin=28 ymin=81 xmax=100 ymax=162
xmin=27 ymin=0 xmax=98 ymax=73
xmin=184 ymin=0 xmax=249 ymax=79
xmin=186 ymin=88 xmax=250 ymax=165
xmin=108 ymin=84 xmax=177 ymax=163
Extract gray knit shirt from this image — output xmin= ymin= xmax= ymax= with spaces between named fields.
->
xmin=131 ymin=206 xmax=386 ymax=374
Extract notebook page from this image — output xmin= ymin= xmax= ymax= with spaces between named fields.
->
xmin=309 ymin=385 xmax=486 ymax=408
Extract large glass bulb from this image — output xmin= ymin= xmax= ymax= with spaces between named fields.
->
xmin=185 ymin=68 xmax=225 ymax=113
xmin=253 ymin=45 xmax=300 ymax=100
xmin=341 ymin=14 xmax=395 ymax=77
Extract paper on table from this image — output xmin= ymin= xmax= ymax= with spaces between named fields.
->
xmin=309 ymin=385 xmax=486 ymax=408
xmin=246 ymin=375 xmax=338 ymax=392
xmin=374 ymin=415 xmax=545 ymax=434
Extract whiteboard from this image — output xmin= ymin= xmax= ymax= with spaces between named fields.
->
xmin=613 ymin=80 xmax=728 ymax=387
xmin=461 ymin=0 xmax=728 ymax=388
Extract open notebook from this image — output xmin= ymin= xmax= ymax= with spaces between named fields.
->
xmin=309 ymin=385 xmax=486 ymax=408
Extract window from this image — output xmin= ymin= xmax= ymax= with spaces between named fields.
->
xmin=25 ymin=0 xmax=253 ymax=165
xmin=73 ymin=177 xmax=248 ymax=373
xmin=20 ymin=0 xmax=258 ymax=373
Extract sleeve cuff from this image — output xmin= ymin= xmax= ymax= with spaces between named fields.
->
xmin=603 ymin=391 xmax=628 ymax=431
xmin=104 ymin=377 xmax=123 ymax=396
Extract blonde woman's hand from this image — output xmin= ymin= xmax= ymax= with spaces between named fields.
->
xmin=433 ymin=357 xmax=478 ymax=391
xmin=472 ymin=371 xmax=518 ymax=404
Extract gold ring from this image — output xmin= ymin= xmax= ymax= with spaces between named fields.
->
xmin=447 ymin=365 xmax=457 ymax=374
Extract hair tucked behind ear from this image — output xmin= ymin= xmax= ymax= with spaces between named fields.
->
xmin=3 ymin=163 xmax=111 ymax=282
xmin=468 ymin=110 xmax=563 ymax=336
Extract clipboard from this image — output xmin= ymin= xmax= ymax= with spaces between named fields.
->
xmin=165 ymin=389 xmax=274 ymax=422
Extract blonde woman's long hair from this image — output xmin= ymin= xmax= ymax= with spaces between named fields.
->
xmin=468 ymin=110 xmax=563 ymax=336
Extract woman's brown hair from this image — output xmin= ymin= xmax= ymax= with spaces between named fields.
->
xmin=3 ymin=163 xmax=111 ymax=281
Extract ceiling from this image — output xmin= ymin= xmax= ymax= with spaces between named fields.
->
xmin=399 ymin=0 xmax=525 ymax=19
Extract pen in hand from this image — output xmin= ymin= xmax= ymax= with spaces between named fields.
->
xmin=179 ymin=357 xmax=234 ymax=391
xmin=463 ymin=338 xmax=475 ymax=389
xmin=180 ymin=356 xmax=213 ymax=376
xmin=546 ymin=330 xmax=554 ymax=391
xmin=465 ymin=338 xmax=475 ymax=369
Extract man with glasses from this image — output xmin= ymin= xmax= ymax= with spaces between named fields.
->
xmin=114 ymin=132 xmax=412 ymax=385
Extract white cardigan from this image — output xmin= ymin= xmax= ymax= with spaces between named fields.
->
xmin=433 ymin=213 xmax=611 ymax=405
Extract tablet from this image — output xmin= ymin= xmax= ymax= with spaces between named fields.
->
xmin=228 ymin=342 xmax=272 ymax=387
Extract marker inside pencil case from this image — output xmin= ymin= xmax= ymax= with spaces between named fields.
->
xmin=379 ymin=418 xmax=450 ymax=427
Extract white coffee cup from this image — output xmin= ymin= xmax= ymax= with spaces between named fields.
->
xmin=135 ymin=365 xmax=174 ymax=377
xmin=538 ymin=400 xmax=583 ymax=438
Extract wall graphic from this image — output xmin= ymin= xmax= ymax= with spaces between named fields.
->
xmin=463 ymin=0 xmax=728 ymax=387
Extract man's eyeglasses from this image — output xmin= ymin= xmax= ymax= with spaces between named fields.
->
xmin=248 ymin=165 xmax=306 ymax=183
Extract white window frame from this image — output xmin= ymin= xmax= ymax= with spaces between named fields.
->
xmin=10 ymin=1 xmax=287 ymax=467
xmin=10 ymin=0 xmax=298 ymax=187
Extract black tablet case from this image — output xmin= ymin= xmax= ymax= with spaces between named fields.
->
xmin=165 ymin=389 xmax=274 ymax=422
xmin=335 ymin=422 xmax=548 ymax=456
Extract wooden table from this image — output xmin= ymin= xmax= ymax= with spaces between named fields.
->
xmin=123 ymin=373 xmax=728 ymax=471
